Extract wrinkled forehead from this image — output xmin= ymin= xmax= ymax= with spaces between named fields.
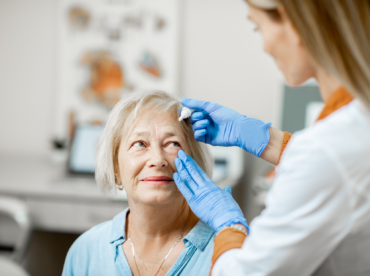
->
xmin=122 ymin=106 xmax=185 ymax=141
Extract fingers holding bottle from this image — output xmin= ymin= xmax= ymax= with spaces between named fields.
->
xmin=181 ymin=98 xmax=274 ymax=158
xmin=181 ymin=98 xmax=222 ymax=115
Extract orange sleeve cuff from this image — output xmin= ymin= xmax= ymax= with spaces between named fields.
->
xmin=210 ymin=228 xmax=247 ymax=275
xmin=278 ymin=132 xmax=293 ymax=164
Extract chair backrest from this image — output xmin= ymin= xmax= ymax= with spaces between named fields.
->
xmin=0 ymin=196 xmax=32 ymax=263
xmin=0 ymin=256 xmax=30 ymax=276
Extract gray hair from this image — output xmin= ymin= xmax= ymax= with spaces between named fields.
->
xmin=95 ymin=90 xmax=213 ymax=193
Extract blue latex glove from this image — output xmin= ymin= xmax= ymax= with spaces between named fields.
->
xmin=173 ymin=150 xmax=249 ymax=233
xmin=181 ymin=98 xmax=272 ymax=157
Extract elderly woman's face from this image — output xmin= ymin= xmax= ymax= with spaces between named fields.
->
xmin=117 ymin=108 xmax=190 ymax=205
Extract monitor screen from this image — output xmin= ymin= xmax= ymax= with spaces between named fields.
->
xmin=69 ymin=125 xmax=104 ymax=174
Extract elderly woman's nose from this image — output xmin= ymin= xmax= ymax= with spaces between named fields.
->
xmin=147 ymin=146 xmax=169 ymax=168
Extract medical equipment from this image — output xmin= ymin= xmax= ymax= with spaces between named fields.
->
xmin=178 ymin=107 xmax=195 ymax=121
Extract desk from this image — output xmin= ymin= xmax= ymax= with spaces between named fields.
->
xmin=0 ymin=147 xmax=244 ymax=233
xmin=0 ymin=154 xmax=127 ymax=233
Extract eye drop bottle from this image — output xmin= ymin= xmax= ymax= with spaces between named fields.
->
xmin=179 ymin=107 xmax=196 ymax=121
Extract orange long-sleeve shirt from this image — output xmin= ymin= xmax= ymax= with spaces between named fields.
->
xmin=210 ymin=86 xmax=354 ymax=274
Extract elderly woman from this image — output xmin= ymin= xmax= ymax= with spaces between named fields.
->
xmin=62 ymin=91 xmax=216 ymax=276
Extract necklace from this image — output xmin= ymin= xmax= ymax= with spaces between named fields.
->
xmin=127 ymin=221 xmax=188 ymax=276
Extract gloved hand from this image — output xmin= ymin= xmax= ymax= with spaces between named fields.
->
xmin=181 ymin=98 xmax=272 ymax=157
xmin=174 ymin=150 xmax=249 ymax=233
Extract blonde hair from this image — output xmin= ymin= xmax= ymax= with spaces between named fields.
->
xmin=95 ymin=90 xmax=213 ymax=193
xmin=281 ymin=0 xmax=370 ymax=108
xmin=246 ymin=0 xmax=370 ymax=109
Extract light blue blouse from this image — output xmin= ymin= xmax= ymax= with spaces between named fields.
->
xmin=62 ymin=208 xmax=214 ymax=276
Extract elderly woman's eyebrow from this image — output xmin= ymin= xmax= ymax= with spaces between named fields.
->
xmin=163 ymin=131 xmax=178 ymax=138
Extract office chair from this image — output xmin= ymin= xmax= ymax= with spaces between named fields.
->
xmin=0 ymin=196 xmax=32 ymax=276
xmin=0 ymin=256 xmax=30 ymax=276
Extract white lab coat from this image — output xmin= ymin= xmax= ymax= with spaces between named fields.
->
xmin=213 ymin=100 xmax=370 ymax=276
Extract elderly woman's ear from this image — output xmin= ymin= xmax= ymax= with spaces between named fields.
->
xmin=114 ymin=157 xmax=123 ymax=189
xmin=115 ymin=174 xmax=124 ymax=190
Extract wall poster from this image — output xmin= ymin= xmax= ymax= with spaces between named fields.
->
xmin=54 ymin=0 xmax=181 ymax=139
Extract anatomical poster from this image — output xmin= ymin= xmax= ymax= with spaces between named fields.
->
xmin=54 ymin=0 xmax=181 ymax=139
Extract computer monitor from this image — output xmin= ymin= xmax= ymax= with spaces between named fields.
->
xmin=68 ymin=124 xmax=105 ymax=175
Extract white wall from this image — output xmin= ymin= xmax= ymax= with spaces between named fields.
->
xmin=182 ymin=0 xmax=283 ymax=123
xmin=0 ymin=0 xmax=56 ymax=156
xmin=0 ymin=0 xmax=283 ymax=156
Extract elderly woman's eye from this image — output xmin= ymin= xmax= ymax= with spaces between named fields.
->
xmin=133 ymin=141 xmax=146 ymax=148
xmin=168 ymin=142 xmax=181 ymax=147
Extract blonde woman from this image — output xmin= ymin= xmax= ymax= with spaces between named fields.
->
xmin=62 ymin=91 xmax=220 ymax=276
xmin=173 ymin=0 xmax=370 ymax=275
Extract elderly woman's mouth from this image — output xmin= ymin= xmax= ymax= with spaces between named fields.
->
xmin=141 ymin=176 xmax=174 ymax=186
